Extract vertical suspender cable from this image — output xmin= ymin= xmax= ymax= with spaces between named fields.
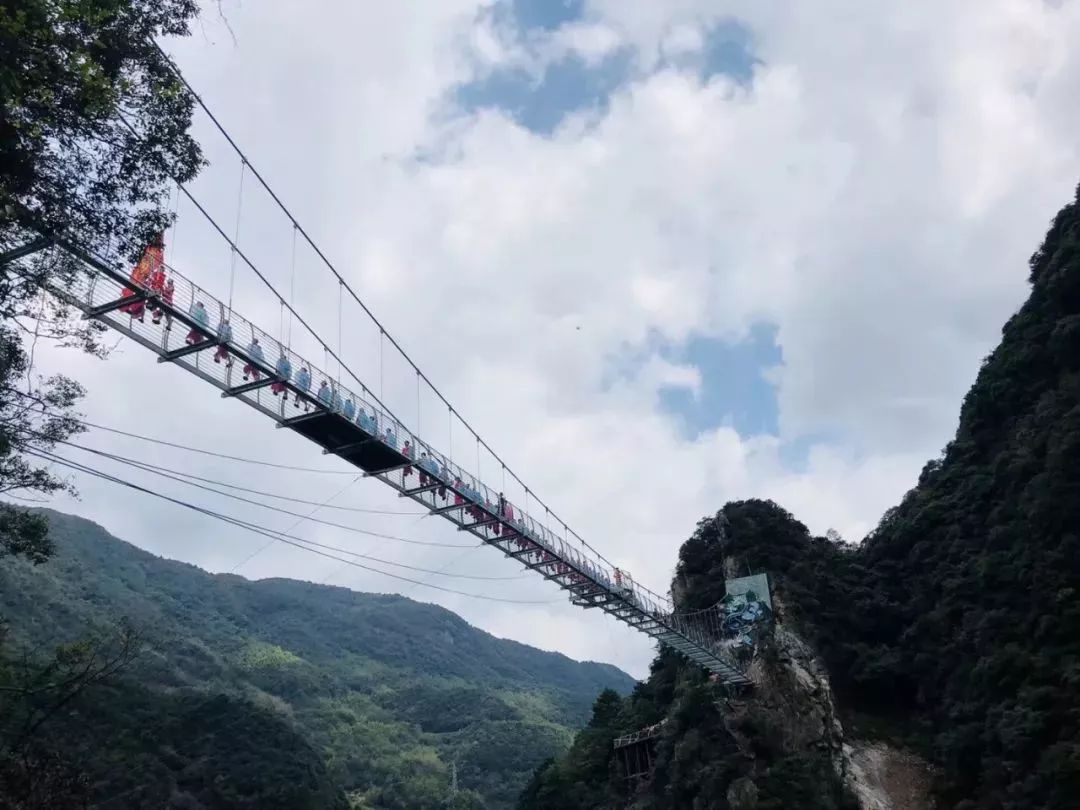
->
xmin=323 ymin=346 xmax=330 ymax=397
xmin=416 ymin=371 xmax=421 ymax=436
xmin=379 ymin=330 xmax=384 ymax=403
xmin=286 ymin=225 xmax=297 ymax=348
xmin=152 ymin=47 xmax=639 ymax=581
xmin=337 ymin=281 xmax=343 ymax=388
xmin=278 ymin=281 xmax=285 ymax=346
xmin=167 ymin=181 xmax=181 ymax=256
xmin=227 ymin=159 xmax=246 ymax=315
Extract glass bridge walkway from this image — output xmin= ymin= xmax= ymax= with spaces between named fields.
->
xmin=38 ymin=239 xmax=751 ymax=687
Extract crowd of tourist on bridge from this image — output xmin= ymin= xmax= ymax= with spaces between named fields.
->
xmin=116 ymin=235 xmax=658 ymax=617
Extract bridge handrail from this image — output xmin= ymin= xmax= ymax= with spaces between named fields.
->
xmin=39 ymin=240 xmax=750 ymax=681
xmin=80 ymin=248 xmax=682 ymax=618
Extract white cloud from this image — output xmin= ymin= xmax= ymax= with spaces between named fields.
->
xmin=549 ymin=22 xmax=624 ymax=66
xmin=660 ymin=24 xmax=705 ymax=60
xmin=30 ymin=0 xmax=1080 ymax=679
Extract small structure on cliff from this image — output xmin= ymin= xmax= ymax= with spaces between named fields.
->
xmin=613 ymin=720 xmax=666 ymax=786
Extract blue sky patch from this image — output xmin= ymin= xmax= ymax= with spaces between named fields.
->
xmin=697 ymin=20 xmax=758 ymax=83
xmin=455 ymin=49 xmax=632 ymax=135
xmin=658 ymin=324 xmax=782 ymax=439
xmin=455 ymin=4 xmax=759 ymax=136
xmin=500 ymin=0 xmax=584 ymax=33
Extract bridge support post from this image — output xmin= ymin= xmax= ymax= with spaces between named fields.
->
xmin=222 ymin=377 xmax=275 ymax=398
xmin=84 ymin=291 xmax=149 ymax=319
xmin=159 ymin=338 xmax=217 ymax=363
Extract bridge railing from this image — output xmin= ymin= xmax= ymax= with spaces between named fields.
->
xmin=65 ymin=247 xmax=680 ymax=618
xmin=47 ymin=242 xmax=751 ymax=679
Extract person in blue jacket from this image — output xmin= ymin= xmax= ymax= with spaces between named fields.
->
xmin=294 ymin=365 xmax=312 ymax=410
xmin=317 ymin=380 xmax=332 ymax=408
xmin=356 ymin=407 xmax=374 ymax=434
xmin=186 ymin=301 xmax=210 ymax=346
xmin=419 ymin=452 xmax=442 ymax=492
xmin=214 ymin=319 xmax=233 ymax=366
xmin=423 ymin=453 xmax=440 ymax=478
xmin=342 ymin=397 xmax=356 ymax=421
xmin=243 ymin=337 xmax=265 ymax=382
xmin=272 ymin=354 xmax=292 ymax=397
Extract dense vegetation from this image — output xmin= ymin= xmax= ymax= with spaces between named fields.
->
xmin=0 ymin=510 xmax=634 ymax=808
xmin=521 ymin=187 xmax=1080 ymax=809
xmin=2 ymin=0 xmax=206 ymax=562
xmin=1 ymin=4 xmax=212 ymax=804
xmin=1 ymin=9 xmax=206 ymax=803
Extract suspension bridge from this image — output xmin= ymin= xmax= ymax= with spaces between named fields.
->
xmin=5 ymin=53 xmax=759 ymax=688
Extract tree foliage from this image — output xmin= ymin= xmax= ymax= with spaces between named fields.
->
xmin=0 ymin=620 xmax=140 ymax=807
xmin=0 ymin=329 xmax=85 ymax=564
xmin=1 ymin=6 xmax=207 ymax=794
xmin=1 ymin=0 xmax=204 ymax=564
xmin=1 ymin=0 xmax=203 ymax=253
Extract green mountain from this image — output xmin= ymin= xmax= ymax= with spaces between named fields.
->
xmin=519 ymin=185 xmax=1080 ymax=809
xmin=0 ymin=509 xmax=635 ymax=808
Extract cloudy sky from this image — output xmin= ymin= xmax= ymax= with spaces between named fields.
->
xmin=30 ymin=0 xmax=1080 ymax=678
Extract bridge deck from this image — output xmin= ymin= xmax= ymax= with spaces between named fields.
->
xmin=43 ymin=241 xmax=751 ymax=687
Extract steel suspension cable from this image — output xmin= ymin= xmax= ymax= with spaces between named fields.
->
xmin=148 ymin=42 xmax=624 ymax=574
xmin=8 ymin=390 xmax=354 ymax=474
xmin=39 ymin=434 xmax=421 ymax=515
xmin=29 ymin=449 xmax=557 ymax=603
xmin=229 ymin=474 xmax=361 ymax=574
xmin=41 ymin=436 xmax=475 ymax=548
xmin=118 ymin=75 xmax=678 ymax=608
xmin=170 ymin=184 xmax=402 ymax=426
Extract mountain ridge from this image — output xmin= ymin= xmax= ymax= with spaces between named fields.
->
xmin=0 ymin=507 xmax=635 ymax=808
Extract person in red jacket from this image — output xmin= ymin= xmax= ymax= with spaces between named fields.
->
xmin=121 ymin=232 xmax=164 ymax=322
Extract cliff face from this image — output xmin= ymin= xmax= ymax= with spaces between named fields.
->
xmin=519 ymin=185 xmax=1080 ymax=809
xmin=763 ymin=623 xmax=934 ymax=810
xmin=704 ymin=513 xmax=939 ymax=810
xmin=520 ymin=504 xmax=871 ymax=810
xmin=844 ymin=741 xmax=935 ymax=810
xmin=698 ymin=578 xmax=935 ymax=810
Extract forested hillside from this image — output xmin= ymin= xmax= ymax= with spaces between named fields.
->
xmin=0 ymin=510 xmax=634 ymax=809
xmin=519 ymin=185 xmax=1080 ymax=809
